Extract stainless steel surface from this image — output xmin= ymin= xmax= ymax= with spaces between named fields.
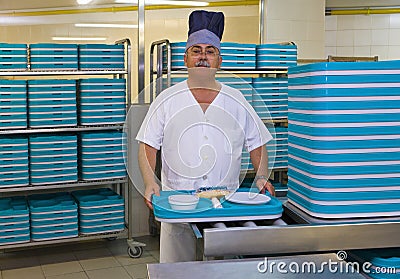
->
xmin=0 ymin=70 xmax=127 ymax=76
xmin=149 ymin=39 xmax=171 ymax=101
xmin=137 ymin=0 xmax=145 ymax=103
xmin=0 ymin=42 xmax=141 ymax=253
xmin=203 ymin=220 xmax=400 ymax=257
xmin=0 ymin=229 xmax=128 ymax=251
xmin=0 ymin=125 xmax=123 ymax=135
xmin=0 ymin=178 xmax=127 ymax=194
xmin=259 ymin=0 xmax=265 ymax=44
xmin=147 ymin=253 xmax=366 ymax=279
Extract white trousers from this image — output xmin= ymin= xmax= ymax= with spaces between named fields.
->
xmin=159 ymin=222 xmax=197 ymax=263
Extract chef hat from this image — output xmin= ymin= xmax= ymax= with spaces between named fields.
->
xmin=185 ymin=10 xmax=225 ymax=52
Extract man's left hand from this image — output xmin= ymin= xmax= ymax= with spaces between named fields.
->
xmin=256 ymin=179 xmax=275 ymax=196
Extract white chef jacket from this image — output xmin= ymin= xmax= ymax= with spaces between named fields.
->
xmin=136 ymin=80 xmax=272 ymax=191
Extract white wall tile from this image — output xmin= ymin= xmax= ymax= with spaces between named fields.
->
xmin=371 ymin=46 xmax=388 ymax=60
xmin=307 ymin=21 xmax=325 ymax=40
xmin=354 ymin=15 xmax=372 ymax=30
xmin=388 ymin=29 xmax=400 ymax=45
xmin=337 ymin=15 xmax=356 ymax=30
xmin=336 ymin=30 xmax=353 ymax=46
xmin=291 ymin=21 xmax=308 ymax=41
xmin=353 ymin=46 xmax=371 ymax=57
xmin=388 ymin=46 xmax=400 ymax=60
xmin=354 ymin=29 xmax=371 ymax=46
xmin=325 ymin=15 xmax=337 ymax=31
xmin=325 ymin=46 xmax=337 ymax=57
xmin=266 ymin=19 xmax=293 ymax=41
xmin=371 ymin=29 xmax=389 ymax=46
xmin=298 ymin=40 xmax=325 ymax=59
xmin=336 ymin=46 xmax=354 ymax=56
xmin=325 ymin=30 xmax=337 ymax=47
xmin=389 ymin=14 xmax=400 ymax=28
xmin=371 ymin=14 xmax=390 ymax=29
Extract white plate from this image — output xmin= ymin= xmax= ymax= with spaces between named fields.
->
xmin=225 ymin=192 xmax=271 ymax=205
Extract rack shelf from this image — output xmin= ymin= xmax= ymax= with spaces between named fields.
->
xmin=0 ymin=178 xmax=127 ymax=193
xmin=0 ymin=70 xmax=127 ymax=76
xmin=0 ymin=39 xmax=145 ymax=258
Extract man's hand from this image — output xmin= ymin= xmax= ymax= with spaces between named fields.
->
xmin=256 ymin=179 xmax=275 ymax=197
xmin=144 ymin=182 xmax=161 ymax=210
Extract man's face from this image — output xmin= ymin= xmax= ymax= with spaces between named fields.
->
xmin=184 ymin=44 xmax=222 ymax=69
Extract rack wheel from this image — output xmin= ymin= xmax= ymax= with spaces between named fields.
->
xmin=107 ymin=237 xmax=117 ymax=241
xmin=127 ymin=246 xmax=143 ymax=258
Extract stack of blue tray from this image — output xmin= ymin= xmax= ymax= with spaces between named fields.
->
xmin=252 ymin=77 xmax=288 ymax=120
xmin=350 ymin=248 xmax=400 ymax=278
xmin=79 ymin=44 xmax=124 ymax=70
xmin=0 ymin=137 xmax=29 ymax=188
xmin=241 ymin=148 xmax=253 ymax=171
xmin=29 ymin=43 xmax=78 ymax=70
xmin=287 ymin=61 xmax=400 ymax=218
xmin=72 ymin=188 xmax=125 ymax=235
xmin=217 ymin=77 xmax=253 ymax=104
xmin=256 ymin=44 xmax=297 ymax=69
xmin=221 ymin=43 xmax=256 ymax=69
xmin=80 ymin=131 xmax=127 ymax=180
xmin=79 ymin=78 xmax=126 ymax=125
xmin=28 ymin=193 xmax=78 ymax=241
xmin=28 ymin=79 xmax=77 ymax=128
xmin=0 ymin=80 xmax=27 ymax=129
xmin=0 ymin=43 xmax=27 ymax=71
xmin=162 ymin=42 xmax=186 ymax=70
xmin=0 ymin=196 xmax=30 ymax=245
xmin=268 ymin=126 xmax=288 ymax=169
xmin=29 ymin=134 xmax=78 ymax=185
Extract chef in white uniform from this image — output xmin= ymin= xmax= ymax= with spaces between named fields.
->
xmin=136 ymin=10 xmax=275 ymax=263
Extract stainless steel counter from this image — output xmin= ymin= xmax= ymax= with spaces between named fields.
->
xmin=147 ymin=253 xmax=367 ymax=279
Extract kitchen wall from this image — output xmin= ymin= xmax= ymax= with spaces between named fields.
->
xmin=325 ymin=13 xmax=400 ymax=60
xmin=263 ymin=0 xmax=326 ymax=59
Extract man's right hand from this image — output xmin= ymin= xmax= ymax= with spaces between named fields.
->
xmin=144 ymin=182 xmax=160 ymax=210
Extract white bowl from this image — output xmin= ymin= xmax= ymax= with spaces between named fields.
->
xmin=168 ymin=194 xmax=199 ymax=211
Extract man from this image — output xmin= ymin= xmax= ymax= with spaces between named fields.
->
xmin=136 ymin=10 xmax=274 ymax=263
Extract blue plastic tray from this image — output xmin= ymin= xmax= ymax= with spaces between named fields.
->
xmin=221 ymin=61 xmax=256 ymax=69
xmin=79 ymin=63 xmax=124 ymax=70
xmin=29 ymin=192 xmax=77 ymax=214
xmin=0 ymin=226 xmax=29 ymax=237
xmin=288 ymin=111 xmax=400 ymax=123
xmin=288 ymin=190 xmax=400 ymax=218
xmin=79 ymin=217 xmax=124 ymax=227
xmin=80 ymin=78 xmax=125 ymax=88
xmin=0 ymin=196 xmax=29 ymax=221
xmin=288 ymin=167 xmax=400 ymax=188
xmin=349 ymin=248 xmax=400 ymax=279
xmin=289 ymin=122 xmax=400 ymax=137
xmin=257 ymin=61 xmax=297 ymax=68
xmin=289 ymin=179 xmax=400 ymax=201
xmin=288 ymin=133 xmax=400 ymax=150
xmin=152 ymin=189 xmax=282 ymax=222
xmin=288 ymin=144 xmax=400 ymax=163
xmin=31 ymin=223 xmax=77 ymax=233
xmin=79 ymin=211 xmax=124 ymax=221
xmin=30 ymin=63 xmax=78 ymax=70
xmin=30 ymin=174 xmax=78 ymax=185
xmin=80 ymin=170 xmax=126 ymax=181
xmin=0 ymin=234 xmax=30 ymax=245
xmin=80 ymin=224 xmax=124 ymax=235
xmin=288 ymin=99 xmax=400 ymax=110
xmin=72 ymin=188 xmax=124 ymax=206
xmin=257 ymin=55 xmax=297 ymax=62
xmin=31 ymin=229 xmax=78 ymax=241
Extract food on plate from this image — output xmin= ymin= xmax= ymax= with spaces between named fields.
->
xmin=195 ymin=189 xmax=231 ymax=199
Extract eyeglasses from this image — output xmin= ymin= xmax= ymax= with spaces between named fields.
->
xmin=187 ymin=46 xmax=219 ymax=59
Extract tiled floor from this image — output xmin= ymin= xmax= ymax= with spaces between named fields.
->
xmin=0 ymin=235 xmax=160 ymax=279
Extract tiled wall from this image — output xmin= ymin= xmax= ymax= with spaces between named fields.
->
xmin=325 ymin=14 xmax=400 ymax=60
xmin=263 ymin=0 xmax=325 ymax=60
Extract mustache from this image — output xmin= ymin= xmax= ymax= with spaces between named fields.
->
xmin=195 ymin=60 xmax=210 ymax=67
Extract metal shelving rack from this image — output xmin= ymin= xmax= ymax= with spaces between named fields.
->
xmin=0 ymin=38 xmax=145 ymax=258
